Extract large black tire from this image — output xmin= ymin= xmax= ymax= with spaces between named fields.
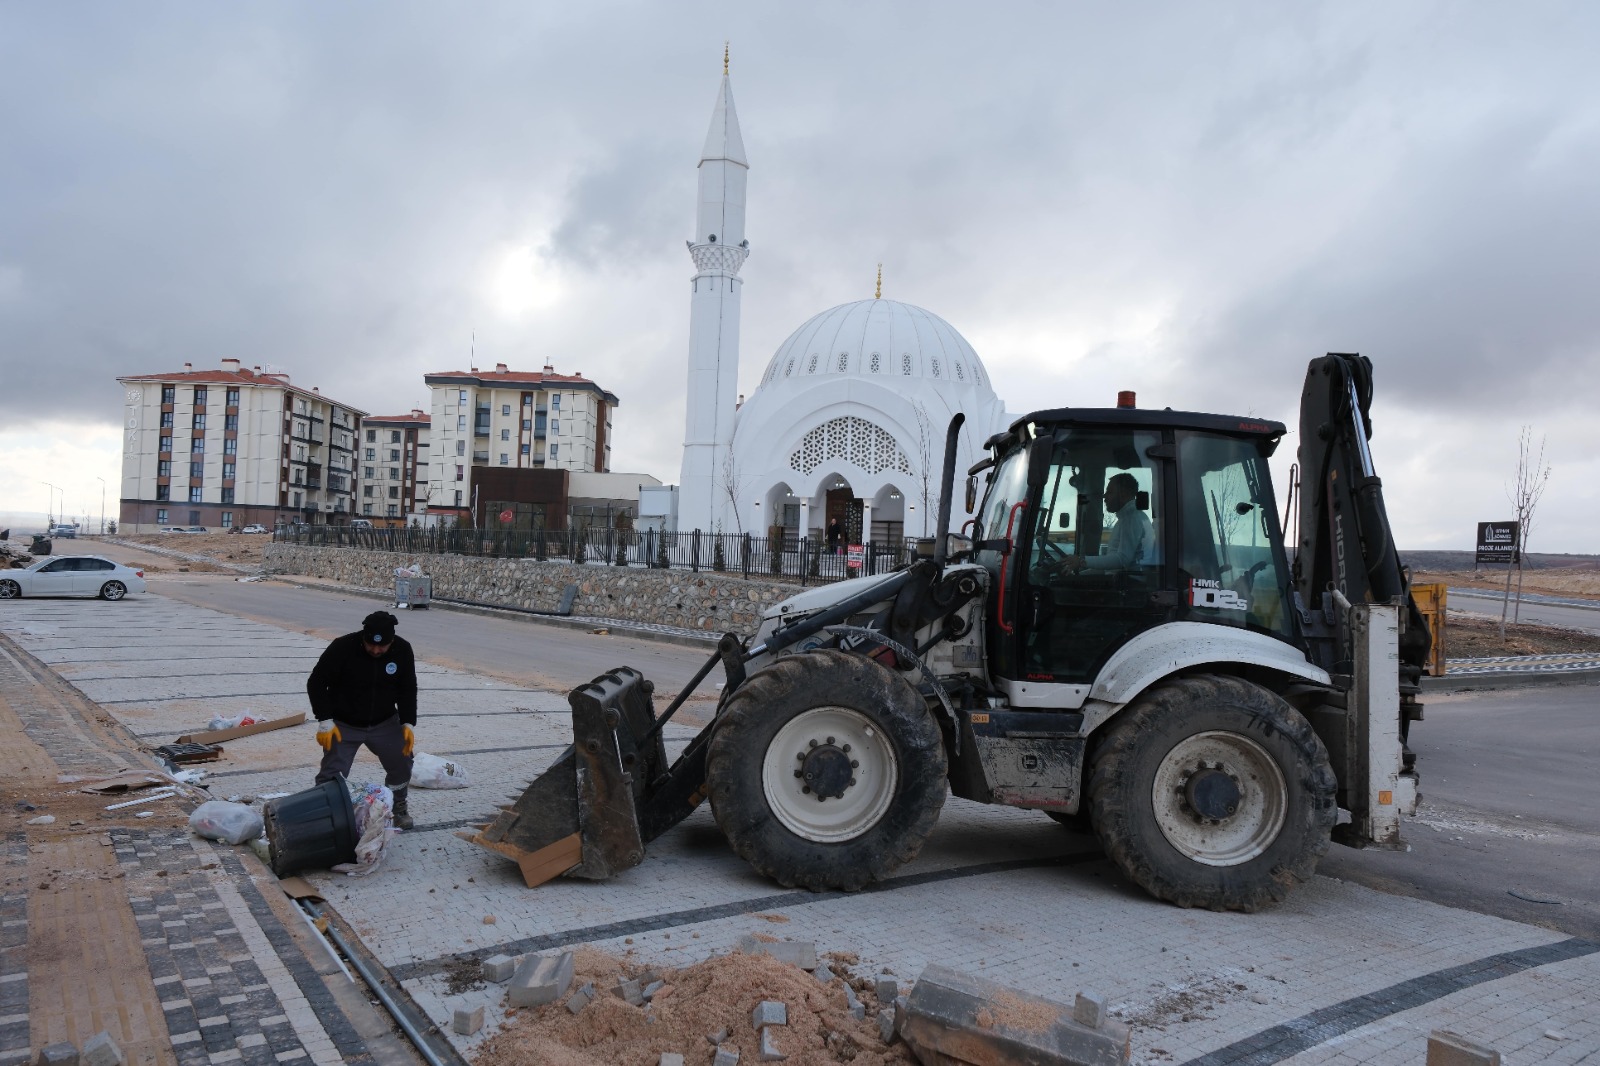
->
xmin=100 ymin=581 xmax=127 ymax=601
xmin=0 ymin=579 xmax=19 ymax=599
xmin=707 ymin=649 xmax=947 ymax=892
xmin=1087 ymin=675 xmax=1336 ymax=912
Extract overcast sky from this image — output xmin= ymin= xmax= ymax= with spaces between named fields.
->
xmin=2 ymin=3 xmax=1596 ymax=551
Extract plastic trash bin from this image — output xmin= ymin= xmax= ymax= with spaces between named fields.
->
xmin=262 ymin=778 xmax=357 ymax=877
xmin=395 ymin=574 xmax=431 ymax=609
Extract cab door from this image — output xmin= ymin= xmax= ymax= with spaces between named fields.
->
xmin=30 ymin=559 xmax=77 ymax=596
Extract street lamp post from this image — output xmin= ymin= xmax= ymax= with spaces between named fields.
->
xmin=96 ymin=477 xmax=106 ymax=535
xmin=41 ymin=481 xmax=58 ymax=528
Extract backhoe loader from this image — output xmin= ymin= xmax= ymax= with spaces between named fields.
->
xmin=464 ymin=352 xmax=1426 ymax=911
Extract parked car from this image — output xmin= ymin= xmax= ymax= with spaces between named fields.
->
xmin=349 ymin=519 xmax=374 ymax=530
xmin=240 ymin=524 xmax=269 ymax=534
xmin=177 ymin=526 xmax=208 ymax=534
xmin=49 ymin=524 xmax=78 ymax=539
xmin=158 ymin=527 xmax=182 ymax=534
xmin=0 ymin=556 xmax=147 ymax=600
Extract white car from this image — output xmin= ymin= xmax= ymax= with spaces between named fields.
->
xmin=240 ymin=524 xmax=269 ymax=534
xmin=0 ymin=556 xmax=148 ymax=600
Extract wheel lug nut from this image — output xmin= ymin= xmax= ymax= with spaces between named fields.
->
xmin=848 ymin=778 xmax=856 ymax=787
xmin=842 ymin=744 xmax=851 ymax=753
xmin=802 ymin=785 xmax=811 ymax=794
xmin=793 ymin=769 xmax=803 ymax=778
xmin=797 ymin=752 xmax=805 ymax=761
xmin=826 ymin=736 xmax=835 ymax=745
xmin=808 ymin=739 xmax=818 ymax=748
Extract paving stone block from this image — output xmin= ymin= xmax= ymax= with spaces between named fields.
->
xmin=878 ymin=1006 xmax=898 ymax=1044
xmin=735 ymin=934 xmax=817 ymax=970
xmin=37 ymin=1044 xmax=80 ymax=1066
xmin=900 ymin=964 xmax=1129 ymax=1066
xmin=751 ymin=1000 xmax=788 ymax=1029
xmin=1427 ymin=1031 xmax=1502 ymax=1066
xmin=706 ymin=1027 xmax=730 ymax=1045
xmin=1073 ymin=990 xmax=1108 ymax=1029
xmin=565 ymin=981 xmax=596 ymax=1015
xmin=758 ymin=1027 xmax=786 ymax=1062
xmin=612 ymin=977 xmax=646 ymax=1007
xmin=658 ymin=1055 xmax=685 ymax=1066
xmin=813 ymin=964 xmax=835 ymax=985
xmin=81 ymin=1033 xmax=123 ymax=1066
xmin=642 ymin=980 xmax=665 ymax=1001
xmin=873 ymin=974 xmax=898 ymax=1003
xmin=842 ymin=982 xmax=865 ymax=1020
xmin=482 ymin=953 xmax=519 ymax=983
xmin=712 ymin=1046 xmax=740 ymax=1066
xmin=452 ymin=1005 xmax=485 ymax=1036
xmin=507 ymin=950 xmax=575 ymax=1008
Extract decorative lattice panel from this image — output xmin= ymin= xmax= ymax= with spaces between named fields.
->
xmin=869 ymin=352 xmax=881 ymax=374
xmin=788 ymin=416 xmax=915 ymax=477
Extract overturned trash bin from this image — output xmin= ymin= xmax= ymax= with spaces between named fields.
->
xmin=900 ymin=964 xmax=1131 ymax=1066
xmin=395 ymin=573 xmax=431 ymax=609
xmin=263 ymin=778 xmax=358 ymax=878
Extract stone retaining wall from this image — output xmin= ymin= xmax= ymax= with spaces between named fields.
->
xmin=263 ymin=543 xmax=803 ymax=635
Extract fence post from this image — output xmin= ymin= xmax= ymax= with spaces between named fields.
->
xmin=691 ymin=530 xmax=701 ymax=573
xmin=799 ymin=536 xmax=810 ymax=587
xmin=741 ymin=532 xmax=751 ymax=579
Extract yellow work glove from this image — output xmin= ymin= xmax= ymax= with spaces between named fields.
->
xmin=401 ymin=724 xmax=415 ymax=757
xmin=316 ymin=721 xmax=340 ymax=752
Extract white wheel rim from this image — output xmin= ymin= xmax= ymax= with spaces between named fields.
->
xmin=1151 ymin=730 xmax=1287 ymax=867
xmin=0 ymin=583 xmax=16 ymax=598
xmin=104 ymin=583 xmax=124 ymax=600
xmin=763 ymin=706 xmax=898 ymax=843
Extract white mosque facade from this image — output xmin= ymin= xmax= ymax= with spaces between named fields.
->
xmin=675 ymin=66 xmax=1012 ymax=544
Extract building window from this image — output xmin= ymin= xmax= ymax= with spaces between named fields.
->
xmin=161 ymin=385 xmax=175 ymax=403
xmin=190 ymin=461 xmax=204 ymax=478
xmin=157 ymin=484 xmax=170 ymax=501
xmin=363 ymin=503 xmax=374 ymax=515
xmin=192 ymin=437 xmax=204 ymax=452
xmin=387 ymin=504 xmax=398 ymax=517
xmin=365 ymin=448 xmax=375 ymax=460
xmin=366 ymin=429 xmax=376 ymax=442
xmin=389 ymin=486 xmax=400 ymax=499
xmin=522 ymin=419 xmax=531 ymax=430
xmin=500 ymin=429 xmax=510 ymax=441
xmin=161 ymin=412 xmax=174 ymax=428
xmin=293 ymin=491 xmax=302 ymax=507
xmin=158 ymin=460 xmax=172 ymax=477
xmin=455 ymin=465 xmax=464 ymax=482
xmin=522 ymin=394 xmax=532 ymax=406
xmin=389 ymin=449 xmax=400 ymax=461
xmin=499 ymin=453 xmax=508 ymax=465
xmin=390 ymin=468 xmax=400 ymax=480
xmin=194 ymin=386 xmax=208 ymax=404
xmin=363 ymin=486 xmax=374 ymax=498
xmin=159 ymin=436 xmax=172 ymax=453
xmin=455 ymin=440 xmax=465 ymax=455
xmin=156 ymin=508 xmax=168 ymax=524
xmin=386 ymin=430 xmax=397 ymax=443
xmin=457 ymin=414 xmax=466 ymax=431
xmin=189 ymin=487 xmax=203 ymax=503
xmin=221 ymin=488 xmax=234 ymax=504
xmin=223 ymin=463 xmax=235 ymax=480
xmin=226 ymin=388 xmax=239 ymax=406
xmin=520 ymin=443 xmax=530 ymax=455
xmin=454 ymin=490 xmax=462 ymax=506
xmin=225 ymin=414 xmax=238 ymax=430
xmin=193 ymin=413 xmax=207 ymax=429
xmin=221 ymin=511 xmax=233 ymax=527
xmin=551 ymin=419 xmax=559 ymax=435
xmin=458 ymin=389 xmax=468 ymax=404
xmin=363 ymin=466 xmax=374 ymax=478
xmin=501 ymin=404 xmax=510 ymax=416
xmin=224 ymin=439 xmax=236 ymax=455
xmin=549 ymin=443 xmax=559 ymax=460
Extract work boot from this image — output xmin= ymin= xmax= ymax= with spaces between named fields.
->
xmin=391 ymin=785 xmax=413 ymax=830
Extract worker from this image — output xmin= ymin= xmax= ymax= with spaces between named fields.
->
xmin=306 ymin=610 xmax=419 ymax=829
xmin=1060 ymin=472 xmax=1153 ymax=573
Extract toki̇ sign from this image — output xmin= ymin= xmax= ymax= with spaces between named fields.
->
xmin=1475 ymin=521 xmax=1519 ymax=565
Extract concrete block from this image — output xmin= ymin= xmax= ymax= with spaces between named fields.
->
xmin=900 ymin=964 xmax=1130 ymax=1066
xmin=813 ymin=964 xmax=835 ymax=985
xmin=706 ymin=1027 xmax=730 ymax=1045
xmin=874 ymin=974 xmax=898 ymax=1003
xmin=658 ymin=1055 xmax=685 ymax=1066
xmin=37 ymin=1044 xmax=79 ymax=1066
xmin=565 ymin=981 xmax=595 ymax=1015
xmin=751 ymin=1000 xmax=788 ymax=1030
xmin=758 ymin=1027 xmax=787 ymax=1061
xmin=642 ymin=980 xmax=665 ymax=1001
xmin=482 ymin=953 xmax=519 ymax=983
xmin=842 ymin=981 xmax=865 ymax=1019
xmin=735 ymin=934 xmax=818 ymax=970
xmin=507 ymin=951 xmax=575 ymax=1008
xmin=453 ymin=1005 xmax=485 ymax=1036
xmin=612 ymin=977 xmax=646 ymax=1007
xmin=1074 ymin=990 xmax=1108 ymax=1029
xmin=81 ymin=1033 xmax=123 ymax=1066
xmin=878 ymin=1006 xmax=898 ymax=1044
xmin=713 ymin=1047 xmax=740 ymax=1066
xmin=1427 ymin=1031 xmax=1502 ymax=1066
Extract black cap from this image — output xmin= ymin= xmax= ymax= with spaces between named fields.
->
xmin=363 ymin=610 xmax=398 ymax=646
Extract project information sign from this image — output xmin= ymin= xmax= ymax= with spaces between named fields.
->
xmin=1476 ymin=521 xmax=1519 ymax=564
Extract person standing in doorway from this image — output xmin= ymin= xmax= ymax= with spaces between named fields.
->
xmin=306 ymin=610 xmax=419 ymax=828
xmin=827 ymin=517 xmax=842 ymax=554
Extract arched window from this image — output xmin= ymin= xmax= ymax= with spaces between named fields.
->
xmin=789 ymin=417 xmax=915 ymax=476
xmin=807 ymin=354 xmax=819 ymax=374
xmin=837 ymin=352 xmax=849 ymax=373
xmin=869 ymin=352 xmax=881 ymax=374
xmin=901 ymin=353 xmax=913 ymax=375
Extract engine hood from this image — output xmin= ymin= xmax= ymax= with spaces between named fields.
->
xmin=761 ymin=570 xmax=909 ymax=622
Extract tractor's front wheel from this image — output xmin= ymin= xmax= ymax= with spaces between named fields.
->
xmin=1087 ymin=675 xmax=1336 ymax=912
xmin=707 ymin=649 xmax=947 ymax=891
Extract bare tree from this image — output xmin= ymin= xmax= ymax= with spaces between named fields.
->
xmin=718 ymin=452 xmax=749 ymax=537
xmin=1500 ymin=427 xmax=1551 ymax=640
xmin=911 ymin=401 xmax=935 ymax=537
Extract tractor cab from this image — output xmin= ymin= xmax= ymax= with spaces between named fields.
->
xmin=971 ymin=407 xmax=1299 ymax=698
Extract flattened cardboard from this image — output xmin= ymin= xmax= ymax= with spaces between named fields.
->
xmin=178 ymin=712 xmax=305 ymax=745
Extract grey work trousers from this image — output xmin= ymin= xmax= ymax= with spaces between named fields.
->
xmin=314 ymin=716 xmax=413 ymax=790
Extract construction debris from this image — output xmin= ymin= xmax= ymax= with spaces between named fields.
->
xmin=508 ymin=951 xmax=575 ymax=1008
xmin=483 ymin=953 xmax=520 ymax=983
xmin=736 ymin=935 xmax=818 ymax=971
xmin=454 ymin=1005 xmax=486 ymax=1036
xmin=899 ymin=964 xmax=1130 ymax=1066
xmin=81 ymin=1032 xmax=124 ymax=1066
xmin=37 ymin=1042 xmax=79 ymax=1066
xmin=1427 ymin=1030 xmax=1502 ymax=1066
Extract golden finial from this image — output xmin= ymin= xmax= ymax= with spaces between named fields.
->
xmin=875 ymin=264 xmax=883 ymax=299
xmin=724 ymin=42 xmax=730 ymax=75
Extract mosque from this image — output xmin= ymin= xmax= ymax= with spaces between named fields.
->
xmin=673 ymin=57 xmax=1013 ymax=544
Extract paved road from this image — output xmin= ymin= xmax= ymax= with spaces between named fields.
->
xmin=1448 ymin=586 xmax=1600 ymax=634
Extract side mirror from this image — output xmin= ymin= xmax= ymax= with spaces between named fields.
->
xmin=964 ymin=475 xmax=977 ymax=515
xmin=1058 ymin=512 xmax=1071 ymax=529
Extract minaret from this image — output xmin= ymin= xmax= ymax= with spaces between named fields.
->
xmin=677 ymin=46 xmax=749 ymax=533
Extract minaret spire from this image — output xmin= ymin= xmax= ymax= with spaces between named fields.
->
xmin=678 ymin=57 xmax=751 ymax=534
xmin=875 ymin=264 xmax=882 ymax=299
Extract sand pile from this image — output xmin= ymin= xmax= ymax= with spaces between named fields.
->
xmin=472 ymin=946 xmax=914 ymax=1066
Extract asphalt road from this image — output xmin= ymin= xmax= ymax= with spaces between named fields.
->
xmin=1448 ymin=586 xmax=1600 ymax=635
xmin=62 ymin=547 xmax=1600 ymax=938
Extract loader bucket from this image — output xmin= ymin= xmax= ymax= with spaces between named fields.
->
xmin=461 ymin=665 xmax=669 ymax=887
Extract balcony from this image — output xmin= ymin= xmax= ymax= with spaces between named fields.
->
xmin=471 ymin=451 xmax=489 ymax=464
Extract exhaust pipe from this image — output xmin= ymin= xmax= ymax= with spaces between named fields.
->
xmin=931 ymin=413 xmax=966 ymax=572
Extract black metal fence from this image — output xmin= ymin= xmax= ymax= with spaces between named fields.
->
xmin=274 ymin=525 xmax=921 ymax=586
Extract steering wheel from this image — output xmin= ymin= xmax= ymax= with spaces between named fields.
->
xmin=1037 ymin=538 xmax=1072 ymax=570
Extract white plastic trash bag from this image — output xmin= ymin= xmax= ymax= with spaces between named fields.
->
xmin=410 ymin=752 xmax=470 ymax=789
xmin=189 ymin=800 xmax=264 ymax=846
xmin=333 ymin=782 xmax=393 ymax=876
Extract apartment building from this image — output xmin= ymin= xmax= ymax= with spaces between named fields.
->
xmin=118 ymin=359 xmax=364 ymax=531
xmin=422 ymin=363 xmax=619 ymax=524
xmin=359 ymin=409 xmax=430 ymax=524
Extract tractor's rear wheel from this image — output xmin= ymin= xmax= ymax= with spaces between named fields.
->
xmin=1087 ymin=675 xmax=1336 ymax=912
xmin=707 ymin=649 xmax=947 ymax=892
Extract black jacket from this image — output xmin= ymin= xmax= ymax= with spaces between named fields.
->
xmin=307 ymin=632 xmax=418 ymax=728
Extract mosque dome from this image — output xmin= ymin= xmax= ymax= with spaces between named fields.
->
xmin=754 ymin=299 xmax=993 ymax=395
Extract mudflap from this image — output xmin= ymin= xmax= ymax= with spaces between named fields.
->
xmin=461 ymin=666 xmax=669 ymax=887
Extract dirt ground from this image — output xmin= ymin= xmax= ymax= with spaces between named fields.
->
xmin=110 ymin=532 xmax=271 ymax=573
xmin=1418 ymin=567 xmax=1600 ymax=601
xmin=1443 ymin=611 xmax=1600 ymax=658
xmin=473 ymin=946 xmax=912 ymax=1066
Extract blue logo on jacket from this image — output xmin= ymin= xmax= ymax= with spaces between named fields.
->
xmin=386 ymin=662 xmax=397 ymax=675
